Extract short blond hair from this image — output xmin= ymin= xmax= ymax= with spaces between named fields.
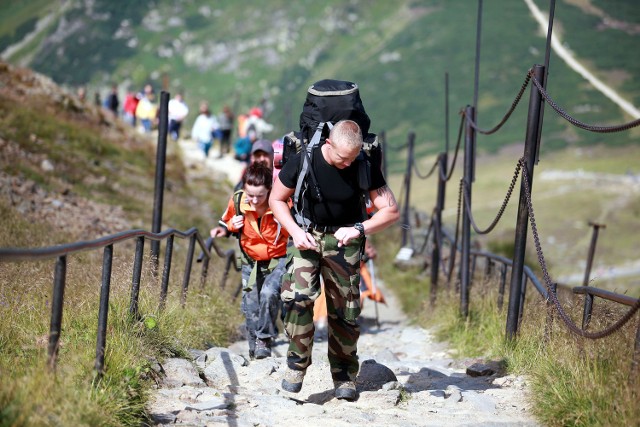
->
xmin=329 ymin=120 xmax=363 ymax=150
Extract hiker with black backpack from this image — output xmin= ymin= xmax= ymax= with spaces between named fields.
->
xmin=218 ymin=162 xmax=289 ymax=360
xmin=269 ymin=80 xmax=399 ymax=401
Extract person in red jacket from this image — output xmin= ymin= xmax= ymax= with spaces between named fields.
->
xmin=219 ymin=162 xmax=290 ymax=359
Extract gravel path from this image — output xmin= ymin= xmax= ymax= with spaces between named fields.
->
xmin=147 ymin=138 xmax=540 ymax=426
xmin=147 ymin=280 xmax=539 ymax=426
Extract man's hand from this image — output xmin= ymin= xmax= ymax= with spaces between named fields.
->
xmin=334 ymin=226 xmax=360 ymax=248
xmin=291 ymin=228 xmax=318 ymax=250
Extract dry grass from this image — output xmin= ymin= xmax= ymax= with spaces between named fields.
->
xmin=373 ymin=227 xmax=639 ymax=427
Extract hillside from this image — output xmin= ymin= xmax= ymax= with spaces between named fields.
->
xmin=1 ymin=0 xmax=638 ymax=173
xmin=0 ymin=60 xmax=231 ymax=246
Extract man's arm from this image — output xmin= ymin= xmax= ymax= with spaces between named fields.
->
xmin=269 ymin=177 xmax=317 ymax=250
xmin=333 ymin=184 xmax=399 ymax=248
xmin=364 ymin=184 xmax=400 ymax=235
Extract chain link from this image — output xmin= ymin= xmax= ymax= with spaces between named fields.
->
xmin=519 ymin=158 xmax=640 ymax=339
xmin=444 ymin=115 xmax=465 ymax=182
xmin=461 ymin=160 xmax=522 ymax=235
xmin=463 ymin=72 xmax=532 ymax=135
xmin=413 ymin=153 xmax=440 ymax=180
xmin=447 ymin=179 xmax=464 ymax=285
xmin=530 ymin=71 xmax=640 ymax=133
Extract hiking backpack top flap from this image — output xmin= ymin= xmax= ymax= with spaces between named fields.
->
xmin=300 ymin=79 xmax=371 ymax=138
xmin=282 ymin=79 xmax=382 ymax=228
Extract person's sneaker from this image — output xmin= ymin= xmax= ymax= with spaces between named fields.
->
xmin=334 ymin=381 xmax=357 ymax=401
xmin=254 ymin=338 xmax=272 ymax=359
xmin=281 ymin=368 xmax=306 ymax=393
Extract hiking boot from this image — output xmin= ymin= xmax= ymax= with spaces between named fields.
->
xmin=254 ymin=338 xmax=272 ymax=359
xmin=281 ymin=368 xmax=306 ymax=393
xmin=334 ymin=381 xmax=357 ymax=401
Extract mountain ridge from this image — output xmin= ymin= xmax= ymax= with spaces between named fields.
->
xmin=2 ymin=0 xmax=638 ymax=172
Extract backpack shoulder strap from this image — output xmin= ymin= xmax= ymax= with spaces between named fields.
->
xmin=294 ymin=122 xmax=328 ymax=205
xmin=233 ymin=190 xmax=244 ymax=214
xmin=230 ymin=190 xmax=244 ymax=239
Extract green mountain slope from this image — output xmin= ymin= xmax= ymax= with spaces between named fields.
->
xmin=1 ymin=0 xmax=638 ymax=173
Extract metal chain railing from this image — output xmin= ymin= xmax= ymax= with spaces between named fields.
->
xmin=443 ymin=114 xmax=465 ymax=182
xmin=447 ymin=178 xmax=465 ymax=284
xmin=415 ymin=215 xmax=434 ymax=255
xmin=432 ymin=212 xmax=452 ymax=277
xmin=461 ymin=159 xmax=522 ymax=235
xmin=462 ymin=72 xmax=532 ymax=135
xmin=519 ymin=158 xmax=640 ymax=339
xmin=530 ymin=72 xmax=640 ymax=133
xmin=412 ymin=153 xmax=440 ymax=180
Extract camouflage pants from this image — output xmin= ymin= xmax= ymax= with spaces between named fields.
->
xmin=281 ymin=231 xmax=363 ymax=382
xmin=241 ymin=257 xmax=286 ymax=355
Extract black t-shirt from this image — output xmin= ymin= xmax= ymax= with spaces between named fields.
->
xmin=278 ymin=148 xmax=386 ymax=226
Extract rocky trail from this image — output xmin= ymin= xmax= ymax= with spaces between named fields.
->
xmin=146 ymin=276 xmax=538 ymax=426
xmin=145 ymin=139 xmax=539 ymax=426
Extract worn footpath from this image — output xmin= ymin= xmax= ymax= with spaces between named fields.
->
xmin=146 ymin=279 xmax=538 ymax=426
xmin=145 ymin=139 xmax=540 ymax=426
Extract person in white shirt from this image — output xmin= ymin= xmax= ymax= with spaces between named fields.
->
xmin=191 ymin=101 xmax=219 ymax=158
xmin=168 ymin=93 xmax=189 ymax=141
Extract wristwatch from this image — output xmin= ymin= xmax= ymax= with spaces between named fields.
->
xmin=353 ymin=222 xmax=365 ymax=238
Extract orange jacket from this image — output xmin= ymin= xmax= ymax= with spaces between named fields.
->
xmin=221 ymin=193 xmax=289 ymax=261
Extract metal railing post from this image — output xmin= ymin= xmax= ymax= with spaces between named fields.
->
xmin=129 ymin=236 xmax=144 ymax=319
xmin=94 ymin=245 xmax=113 ymax=379
xmin=506 ymin=64 xmax=545 ymax=339
xmin=583 ymin=222 xmax=606 ymax=287
xmin=181 ymin=234 xmax=196 ymax=307
xmin=460 ymin=105 xmax=476 ymax=318
xmin=497 ymin=263 xmax=507 ymax=310
xmin=430 ymin=153 xmax=446 ymax=305
xmin=48 ymin=255 xmax=67 ymax=371
xmin=401 ymin=132 xmax=415 ymax=248
xmin=151 ymin=91 xmax=170 ymax=273
xmin=159 ymin=235 xmax=174 ymax=310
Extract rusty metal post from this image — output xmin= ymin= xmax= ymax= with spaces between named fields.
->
xmin=48 ymin=255 xmax=67 ymax=371
xmin=498 ymin=263 xmax=507 ymax=310
xmin=506 ymin=64 xmax=545 ymax=339
xmin=583 ymin=222 xmax=606 ymax=286
xmin=129 ymin=236 xmax=144 ymax=319
xmin=460 ymin=105 xmax=476 ymax=318
xmin=401 ymin=132 xmax=415 ymax=248
xmin=430 ymin=153 xmax=447 ymax=305
xmin=181 ymin=234 xmax=196 ymax=307
xmin=159 ymin=235 xmax=174 ymax=310
xmin=151 ymin=91 xmax=170 ymax=273
xmin=94 ymin=245 xmax=113 ymax=379
xmin=200 ymin=237 xmax=213 ymax=288
xmin=581 ymin=223 xmax=605 ymax=329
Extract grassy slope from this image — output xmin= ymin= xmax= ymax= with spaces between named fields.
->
xmin=0 ymin=64 xmax=242 ymax=425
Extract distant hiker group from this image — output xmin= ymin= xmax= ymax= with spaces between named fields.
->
xmin=74 ymin=81 xmax=274 ymax=161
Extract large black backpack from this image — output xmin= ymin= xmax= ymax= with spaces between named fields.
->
xmin=281 ymin=79 xmax=381 ymax=228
